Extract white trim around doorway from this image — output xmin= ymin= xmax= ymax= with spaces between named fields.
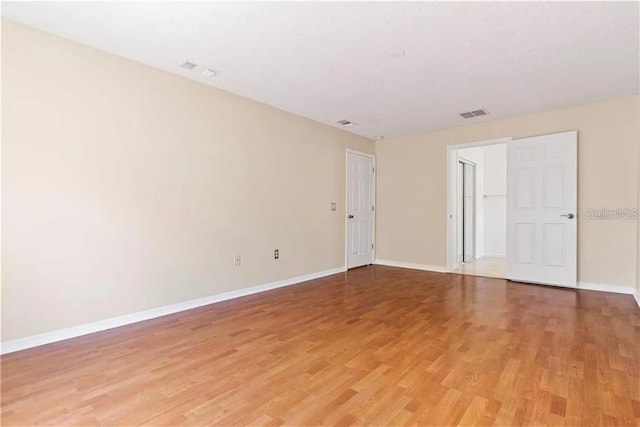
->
xmin=446 ymin=137 xmax=512 ymax=273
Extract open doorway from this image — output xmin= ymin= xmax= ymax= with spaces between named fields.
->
xmin=447 ymin=139 xmax=508 ymax=279
xmin=457 ymin=158 xmax=477 ymax=264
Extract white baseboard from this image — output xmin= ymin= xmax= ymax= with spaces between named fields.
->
xmin=577 ymin=281 xmax=636 ymax=295
xmin=0 ymin=266 xmax=346 ymax=355
xmin=373 ymin=261 xmax=638 ymax=301
xmin=633 ymin=291 xmax=640 ymax=309
xmin=374 ymin=259 xmax=449 ymax=273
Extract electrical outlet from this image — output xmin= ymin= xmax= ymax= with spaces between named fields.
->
xmin=331 ymin=202 xmax=336 ymax=211
xmin=234 ymin=255 xmax=241 ymax=266
xmin=274 ymin=249 xmax=279 ymax=260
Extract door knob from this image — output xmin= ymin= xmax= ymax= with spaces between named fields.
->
xmin=348 ymin=215 xmax=354 ymax=219
xmin=560 ymin=213 xmax=575 ymax=219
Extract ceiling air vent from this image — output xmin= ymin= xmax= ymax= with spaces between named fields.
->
xmin=202 ymin=68 xmax=217 ymax=78
xmin=181 ymin=61 xmax=197 ymax=70
xmin=459 ymin=108 xmax=489 ymax=119
xmin=336 ymin=120 xmax=355 ymax=126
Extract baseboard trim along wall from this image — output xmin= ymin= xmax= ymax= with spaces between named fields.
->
xmin=375 ymin=260 xmax=638 ymax=301
xmin=0 ymin=266 xmax=347 ymax=355
xmin=374 ymin=259 xmax=449 ymax=273
xmin=577 ymin=281 xmax=636 ymax=295
xmin=3 ymin=265 xmax=636 ymax=354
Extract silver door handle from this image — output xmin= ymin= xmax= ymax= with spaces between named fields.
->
xmin=348 ymin=214 xmax=354 ymax=219
xmin=560 ymin=213 xmax=575 ymax=219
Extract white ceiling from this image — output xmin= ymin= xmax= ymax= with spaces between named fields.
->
xmin=3 ymin=2 xmax=639 ymax=139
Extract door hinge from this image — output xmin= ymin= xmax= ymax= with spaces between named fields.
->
xmin=372 ymin=205 xmax=375 ymax=212
xmin=372 ymin=167 xmax=375 ymax=173
xmin=372 ymin=243 xmax=374 ymax=249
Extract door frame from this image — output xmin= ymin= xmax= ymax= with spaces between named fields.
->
xmin=345 ymin=149 xmax=376 ymax=269
xmin=446 ymin=137 xmax=512 ymax=272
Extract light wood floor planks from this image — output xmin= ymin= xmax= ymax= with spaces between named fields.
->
xmin=2 ymin=266 xmax=639 ymax=426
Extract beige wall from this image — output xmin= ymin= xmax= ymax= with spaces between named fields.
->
xmin=1 ymin=20 xmax=373 ymax=341
xmin=376 ymin=96 xmax=640 ymax=289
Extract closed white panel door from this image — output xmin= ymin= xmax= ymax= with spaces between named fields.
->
xmin=507 ymin=131 xmax=577 ymax=287
xmin=347 ymin=152 xmax=374 ymax=268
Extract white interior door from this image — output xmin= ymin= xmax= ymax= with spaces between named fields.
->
xmin=507 ymin=131 xmax=577 ymax=287
xmin=347 ymin=151 xmax=374 ymax=268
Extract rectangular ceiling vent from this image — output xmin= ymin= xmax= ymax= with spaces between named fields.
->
xmin=336 ymin=119 xmax=355 ymax=126
xmin=181 ymin=61 xmax=197 ymax=70
xmin=459 ymin=108 xmax=489 ymax=119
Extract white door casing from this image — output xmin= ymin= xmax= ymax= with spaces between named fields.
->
xmin=462 ymin=160 xmax=477 ymax=263
xmin=507 ymin=131 xmax=577 ymax=287
xmin=347 ymin=151 xmax=374 ymax=268
xmin=446 ymin=137 xmax=512 ymax=272
xmin=456 ymin=161 xmax=464 ymax=264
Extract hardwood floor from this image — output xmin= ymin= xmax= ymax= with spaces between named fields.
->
xmin=2 ymin=266 xmax=639 ymax=426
